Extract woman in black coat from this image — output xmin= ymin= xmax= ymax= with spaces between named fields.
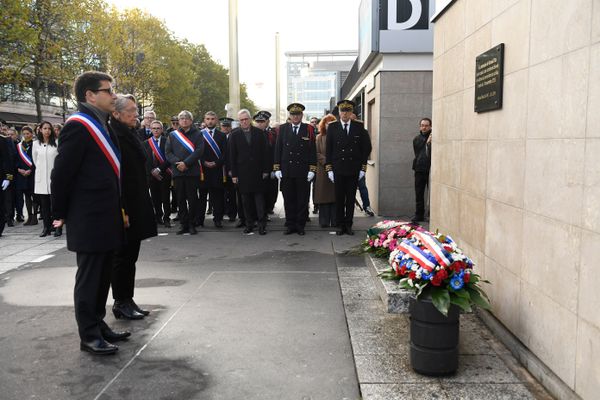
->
xmin=109 ymin=94 xmax=157 ymax=319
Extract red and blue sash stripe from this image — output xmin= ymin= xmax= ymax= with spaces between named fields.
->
xmin=413 ymin=231 xmax=454 ymax=268
xmin=171 ymin=129 xmax=195 ymax=153
xmin=147 ymin=138 xmax=172 ymax=175
xmin=66 ymin=112 xmax=121 ymax=178
xmin=201 ymin=129 xmax=222 ymax=159
xmin=398 ymin=240 xmax=437 ymax=272
xmin=17 ymin=143 xmax=33 ymax=168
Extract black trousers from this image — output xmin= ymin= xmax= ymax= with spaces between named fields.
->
xmin=224 ymin=181 xmax=237 ymax=220
xmin=75 ymin=251 xmax=114 ymax=342
xmin=174 ymin=176 xmax=199 ymax=229
xmin=335 ymin=174 xmax=359 ymax=229
xmin=242 ymin=192 xmax=265 ymax=228
xmin=264 ymin=178 xmax=279 ymax=213
xmin=149 ymin=176 xmax=171 ymax=222
xmin=318 ymin=203 xmax=336 ymax=228
xmin=281 ymin=177 xmax=310 ymax=229
xmin=112 ymin=239 xmax=141 ymax=301
xmin=236 ymin=187 xmax=245 ymax=223
xmin=38 ymin=194 xmax=52 ymax=230
xmin=199 ymin=186 xmax=224 ymax=224
xmin=18 ymin=189 xmax=34 ymax=219
xmin=0 ymin=189 xmax=5 ymax=234
xmin=414 ymin=170 xmax=430 ymax=218
xmin=4 ymin=186 xmax=14 ymax=221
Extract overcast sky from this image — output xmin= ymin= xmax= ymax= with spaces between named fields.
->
xmin=106 ymin=0 xmax=362 ymax=109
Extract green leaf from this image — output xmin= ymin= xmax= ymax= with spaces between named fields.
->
xmin=450 ymin=295 xmax=472 ymax=313
xmin=452 ymin=288 xmax=471 ymax=300
xmin=467 ymin=287 xmax=491 ymax=309
xmin=430 ymin=287 xmax=450 ymax=316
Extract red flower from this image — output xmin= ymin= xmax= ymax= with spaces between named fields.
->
xmin=436 ymin=269 xmax=448 ymax=280
xmin=431 ymin=275 xmax=442 ymax=286
xmin=400 ymin=266 xmax=407 ymax=275
xmin=408 ymin=271 xmax=416 ymax=280
xmin=464 ymin=273 xmax=470 ymax=283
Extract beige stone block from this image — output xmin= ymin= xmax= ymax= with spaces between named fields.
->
xmin=485 ymin=200 xmax=523 ymax=277
xmin=578 ymin=230 xmax=600 ymax=327
xmin=435 ymin=139 xmax=462 ymax=188
xmin=575 ymin=318 xmax=600 ymax=400
xmin=486 ymin=139 xmax=525 ymax=207
xmin=429 ymin=181 xmax=442 ymax=228
xmin=561 ymin=48 xmax=590 ymax=137
xmin=465 ymin=0 xmax=493 ymax=36
xmin=436 ymin=184 xmax=461 ymax=237
xmin=433 ymin=57 xmax=444 ymax=101
xmin=527 ymin=57 xmax=562 ymax=139
xmin=492 ymin=0 xmax=522 ymax=17
xmin=432 ymin=99 xmax=445 ymax=139
xmin=519 ymin=282 xmax=577 ymax=387
xmin=485 ymin=257 xmax=520 ymax=334
xmin=463 ymin=23 xmax=492 ymax=89
xmin=593 ymin=0 xmax=600 ymax=44
xmin=460 ymin=140 xmax=487 ymax=197
xmin=522 ymin=214 xmax=581 ymax=313
xmin=524 ymin=139 xmax=585 ymax=225
xmin=442 ymin=91 xmax=464 ymax=140
xmin=583 ymin=139 xmax=600 ymax=231
xmin=443 ymin=0 xmax=466 ymax=52
xmin=443 ymin=42 xmax=466 ymax=96
xmin=530 ymin=0 xmax=593 ymax=65
xmin=491 ymin=0 xmax=530 ymax=74
xmin=587 ymin=43 xmax=600 ymax=138
xmin=489 ymin=69 xmax=528 ymax=140
xmin=462 ymin=89 xmax=489 ymax=140
xmin=459 ymin=192 xmax=486 ymax=251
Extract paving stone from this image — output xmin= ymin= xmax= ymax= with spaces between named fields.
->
xmin=444 ymin=355 xmax=522 ymax=384
xmin=340 ymin=283 xmax=380 ymax=300
xmin=355 ymin=353 xmax=438 ymax=384
xmin=349 ymin=330 xmax=409 ymax=355
xmin=440 ymin=383 xmax=535 ymax=399
xmin=361 ymin=383 xmax=449 ymax=400
xmin=337 ymin=266 xmax=371 ymax=278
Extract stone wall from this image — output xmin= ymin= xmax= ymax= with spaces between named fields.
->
xmin=431 ymin=1 xmax=600 ymax=398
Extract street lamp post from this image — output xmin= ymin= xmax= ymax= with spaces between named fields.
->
xmin=275 ymin=32 xmax=280 ymax=124
xmin=228 ymin=0 xmax=240 ymax=117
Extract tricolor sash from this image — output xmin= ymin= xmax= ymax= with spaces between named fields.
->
xmin=398 ymin=239 xmax=437 ymax=272
xmin=147 ymin=138 xmax=172 ymax=175
xmin=170 ymin=129 xmax=203 ymax=179
xmin=17 ymin=143 xmax=33 ymax=168
xmin=66 ymin=112 xmax=121 ymax=178
xmin=201 ymin=129 xmax=226 ymax=183
xmin=413 ymin=231 xmax=454 ymax=268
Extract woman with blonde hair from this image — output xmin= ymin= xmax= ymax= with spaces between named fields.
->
xmin=314 ymin=114 xmax=337 ymax=228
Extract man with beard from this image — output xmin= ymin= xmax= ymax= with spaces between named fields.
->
xmin=274 ymin=103 xmax=316 ymax=236
xmin=228 ymin=109 xmax=270 ymax=235
xmin=197 ymin=111 xmax=227 ymax=228
xmin=166 ymin=110 xmax=204 ymax=235
xmin=411 ymin=117 xmax=432 ymax=223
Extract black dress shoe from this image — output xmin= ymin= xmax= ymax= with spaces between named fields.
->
xmin=80 ymin=339 xmax=118 ymax=355
xmin=176 ymin=227 xmax=189 ymax=235
xmin=101 ymin=327 xmax=131 ymax=342
xmin=243 ymin=227 xmax=253 ymax=234
xmin=189 ymin=226 xmax=198 ymax=235
xmin=54 ymin=227 xmax=62 ymax=237
xmin=130 ymin=299 xmax=150 ymax=316
xmin=39 ymin=228 xmax=50 ymax=237
xmin=113 ymin=301 xmax=144 ymax=320
xmin=258 ymin=227 xmax=267 ymax=235
xmin=235 ymin=221 xmax=246 ymax=228
xmin=284 ymin=227 xmax=296 ymax=235
xmin=16 ymin=215 xmax=24 ymax=222
xmin=297 ymin=229 xmax=305 ymax=236
xmin=7 ymin=220 xmax=14 ymax=227
xmin=336 ymin=229 xmax=344 ymax=236
xmin=346 ymin=228 xmax=355 ymax=236
xmin=214 ymin=220 xmax=223 ymax=228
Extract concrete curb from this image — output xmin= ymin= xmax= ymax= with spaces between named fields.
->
xmin=365 ymin=254 xmax=412 ymax=313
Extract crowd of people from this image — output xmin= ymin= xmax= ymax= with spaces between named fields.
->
xmin=0 ymin=70 xmax=431 ymax=355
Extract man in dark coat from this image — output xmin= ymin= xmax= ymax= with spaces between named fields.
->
xmin=165 ymin=110 xmax=204 ymax=235
xmin=254 ymin=111 xmax=279 ymax=217
xmin=197 ymin=111 xmax=227 ymax=228
xmin=109 ymin=94 xmax=157 ymax=320
xmin=137 ymin=110 xmax=155 ymax=141
xmin=325 ymin=100 xmax=372 ymax=236
xmin=228 ymin=109 xmax=270 ymax=235
xmin=0 ymin=133 xmax=12 ymax=235
xmin=274 ymin=103 xmax=317 ymax=235
xmin=220 ymin=117 xmax=238 ymax=222
xmin=411 ymin=117 xmax=432 ymax=223
xmin=51 ymin=71 xmax=128 ymax=355
xmin=144 ymin=120 xmax=172 ymax=227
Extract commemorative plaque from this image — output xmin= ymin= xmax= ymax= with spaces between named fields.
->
xmin=474 ymin=44 xmax=504 ymax=113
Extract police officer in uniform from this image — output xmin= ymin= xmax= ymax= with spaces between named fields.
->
xmin=253 ymin=111 xmax=278 ymax=218
xmin=325 ymin=100 xmax=371 ymax=236
xmin=274 ymin=103 xmax=316 ymax=235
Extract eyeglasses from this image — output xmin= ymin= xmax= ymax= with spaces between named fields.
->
xmin=151 ymin=127 xmax=162 ymax=130
xmin=91 ymin=87 xmax=114 ymax=95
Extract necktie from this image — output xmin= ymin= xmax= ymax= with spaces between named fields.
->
xmin=293 ymin=126 xmax=298 ymax=135
xmin=146 ymin=128 xmax=150 ymax=137
xmin=209 ymin=130 xmax=213 ymax=137
xmin=344 ymin=124 xmax=348 ymax=134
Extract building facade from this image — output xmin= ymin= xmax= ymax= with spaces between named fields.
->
xmin=432 ymin=1 xmax=600 ymax=399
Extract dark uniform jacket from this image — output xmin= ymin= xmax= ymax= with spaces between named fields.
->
xmin=325 ymin=120 xmax=371 ymax=176
xmin=199 ymin=128 xmax=227 ymax=188
xmin=143 ymin=135 xmax=171 ymax=177
xmin=412 ymin=131 xmax=431 ymax=172
xmin=165 ymin=127 xmax=204 ymax=178
xmin=14 ymin=139 xmax=34 ymax=191
xmin=228 ymin=126 xmax=270 ymax=194
xmin=110 ymin=118 xmax=157 ymax=243
xmin=273 ymin=122 xmax=317 ymax=178
xmin=0 ymin=137 xmax=12 ymax=183
xmin=137 ymin=127 xmax=152 ymax=142
xmin=51 ymin=103 xmax=124 ymax=253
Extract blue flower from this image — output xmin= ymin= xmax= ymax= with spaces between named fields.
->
xmin=422 ymin=271 xmax=433 ymax=280
xmin=450 ymin=276 xmax=464 ymax=291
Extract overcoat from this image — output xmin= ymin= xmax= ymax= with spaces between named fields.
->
xmin=314 ymin=133 xmax=335 ymax=204
xmin=51 ymin=103 xmax=124 ymax=252
xmin=325 ymin=120 xmax=371 ymax=177
xmin=199 ymin=128 xmax=227 ymax=189
xmin=165 ymin=127 xmax=204 ymax=178
xmin=228 ymin=126 xmax=270 ymax=194
xmin=273 ymin=122 xmax=316 ymax=178
xmin=110 ymin=117 xmax=157 ymax=242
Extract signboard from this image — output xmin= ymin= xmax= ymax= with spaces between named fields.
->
xmin=474 ymin=44 xmax=504 ymax=113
